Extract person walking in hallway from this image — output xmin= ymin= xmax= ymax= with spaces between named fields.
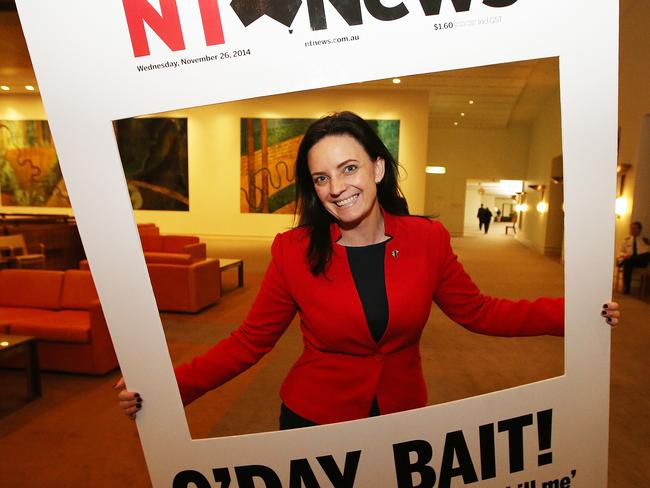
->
xmin=477 ymin=204 xmax=486 ymax=231
xmin=618 ymin=221 xmax=650 ymax=294
xmin=481 ymin=206 xmax=493 ymax=234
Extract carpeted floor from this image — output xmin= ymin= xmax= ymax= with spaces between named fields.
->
xmin=0 ymin=223 xmax=648 ymax=487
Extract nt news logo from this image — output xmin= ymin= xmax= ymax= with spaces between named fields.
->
xmin=122 ymin=0 xmax=519 ymax=57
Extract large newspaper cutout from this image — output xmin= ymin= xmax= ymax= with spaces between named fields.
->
xmin=15 ymin=0 xmax=617 ymax=486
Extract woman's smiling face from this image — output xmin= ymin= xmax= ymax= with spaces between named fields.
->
xmin=307 ymin=134 xmax=385 ymax=227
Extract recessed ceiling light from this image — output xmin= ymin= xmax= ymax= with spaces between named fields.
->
xmin=392 ymin=78 xmax=401 ymax=84
xmin=426 ymin=166 xmax=447 ymax=174
xmin=460 ymin=112 xmax=465 ymax=116
xmin=453 ymin=121 xmax=459 ymax=126
xmin=0 ymin=85 xmax=9 ymax=91
xmin=25 ymin=85 xmax=35 ymax=91
xmin=468 ymin=100 xmax=474 ymax=104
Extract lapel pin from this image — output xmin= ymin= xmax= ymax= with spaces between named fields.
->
xmin=391 ymin=249 xmax=399 ymax=259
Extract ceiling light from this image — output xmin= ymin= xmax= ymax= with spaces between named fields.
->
xmin=0 ymin=85 xmax=9 ymax=91
xmin=499 ymin=180 xmax=524 ymax=194
xmin=468 ymin=100 xmax=474 ymax=104
xmin=25 ymin=85 xmax=35 ymax=91
xmin=453 ymin=121 xmax=459 ymax=126
xmin=425 ymin=166 xmax=446 ymax=174
xmin=460 ymin=112 xmax=465 ymax=117
xmin=392 ymin=78 xmax=401 ymax=84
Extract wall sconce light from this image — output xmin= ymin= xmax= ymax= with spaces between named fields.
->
xmin=527 ymin=184 xmax=546 ymax=191
xmin=617 ymin=164 xmax=631 ymax=174
xmin=514 ymin=191 xmax=527 ymax=213
xmin=615 ymin=163 xmax=631 ymax=218
xmin=617 ymin=163 xmax=631 ymax=199
xmin=615 ymin=196 xmax=628 ymax=218
xmin=527 ymin=184 xmax=547 ymax=214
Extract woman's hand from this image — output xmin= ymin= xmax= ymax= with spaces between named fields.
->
xmin=114 ymin=377 xmax=142 ymax=420
xmin=601 ymin=302 xmax=620 ymax=327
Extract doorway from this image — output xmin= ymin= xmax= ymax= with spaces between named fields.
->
xmin=463 ymin=179 xmax=523 ymax=236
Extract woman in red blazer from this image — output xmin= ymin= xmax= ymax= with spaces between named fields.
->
xmin=117 ymin=112 xmax=619 ymax=426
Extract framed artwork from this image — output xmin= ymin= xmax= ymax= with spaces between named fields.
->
xmin=0 ymin=120 xmax=67 ymax=206
xmin=115 ymin=117 xmax=189 ymax=211
xmin=0 ymin=118 xmax=189 ymax=211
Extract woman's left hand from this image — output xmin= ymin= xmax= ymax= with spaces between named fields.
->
xmin=601 ymin=302 xmax=620 ymax=327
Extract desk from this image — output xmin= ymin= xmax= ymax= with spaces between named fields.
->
xmin=0 ymin=334 xmax=42 ymax=399
xmin=219 ymin=258 xmax=244 ymax=288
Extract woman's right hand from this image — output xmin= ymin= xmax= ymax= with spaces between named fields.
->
xmin=113 ymin=377 xmax=142 ymax=420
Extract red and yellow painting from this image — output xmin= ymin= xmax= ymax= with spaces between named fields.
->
xmin=0 ymin=120 xmax=69 ymax=206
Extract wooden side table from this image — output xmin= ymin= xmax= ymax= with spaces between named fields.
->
xmin=0 ymin=334 xmax=42 ymax=399
xmin=219 ymin=258 xmax=244 ymax=288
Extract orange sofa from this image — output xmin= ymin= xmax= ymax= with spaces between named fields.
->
xmin=80 ymin=258 xmax=221 ymax=313
xmin=140 ymin=234 xmax=207 ymax=263
xmin=137 ymin=222 xmax=160 ymax=236
xmin=0 ymin=269 xmax=118 ymax=375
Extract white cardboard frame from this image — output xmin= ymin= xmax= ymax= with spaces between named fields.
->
xmin=15 ymin=1 xmax=617 ymax=486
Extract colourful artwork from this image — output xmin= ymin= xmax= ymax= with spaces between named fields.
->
xmin=0 ymin=118 xmax=189 ymax=211
xmin=240 ymin=117 xmax=400 ymax=214
xmin=0 ymin=120 xmax=69 ymax=207
xmin=114 ymin=118 xmax=189 ymax=211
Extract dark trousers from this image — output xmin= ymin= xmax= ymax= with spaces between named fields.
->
xmin=279 ymin=398 xmax=381 ymax=430
xmin=479 ymin=220 xmax=484 ymax=231
xmin=482 ymin=219 xmax=491 ymax=234
xmin=621 ymin=252 xmax=650 ymax=293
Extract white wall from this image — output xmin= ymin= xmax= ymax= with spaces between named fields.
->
xmin=631 ymin=116 xmax=650 ymax=230
xmin=618 ymin=0 xmax=650 ymax=246
xmin=425 ymin=126 xmax=530 ymax=235
xmin=463 ymin=188 xmax=482 ymax=229
xmin=516 ymin=89 xmax=563 ymax=254
xmin=1 ymin=89 xmax=429 ymax=237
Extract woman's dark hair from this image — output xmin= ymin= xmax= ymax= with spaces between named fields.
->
xmin=294 ymin=111 xmax=409 ymax=275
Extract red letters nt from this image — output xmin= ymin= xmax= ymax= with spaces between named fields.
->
xmin=122 ymin=0 xmax=225 ymax=57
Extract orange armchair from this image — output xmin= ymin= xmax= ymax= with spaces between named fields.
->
xmin=140 ymin=234 xmax=207 ymax=263
xmin=80 ymin=258 xmax=220 ymax=313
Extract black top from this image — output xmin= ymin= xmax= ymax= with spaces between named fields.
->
xmin=345 ymin=240 xmax=389 ymax=343
xmin=280 ymin=240 xmax=390 ymax=430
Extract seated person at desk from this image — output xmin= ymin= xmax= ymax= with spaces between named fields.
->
xmin=618 ymin=221 xmax=650 ymax=294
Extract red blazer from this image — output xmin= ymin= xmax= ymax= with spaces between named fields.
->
xmin=175 ymin=212 xmax=564 ymax=424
